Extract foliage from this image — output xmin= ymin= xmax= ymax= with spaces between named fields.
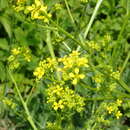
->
xmin=0 ymin=0 xmax=130 ymax=129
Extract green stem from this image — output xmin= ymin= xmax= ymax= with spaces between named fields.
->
xmin=112 ymin=13 xmax=130 ymax=64
xmin=127 ymin=0 xmax=130 ymax=15
xmin=84 ymin=0 xmax=103 ymax=39
xmin=26 ymin=85 xmax=35 ymax=104
xmin=120 ymin=51 xmax=130 ymax=75
xmin=46 ymin=30 xmax=61 ymax=80
xmin=8 ymin=69 xmax=38 ymax=130
xmin=49 ymin=19 xmax=87 ymax=50
xmin=80 ymin=82 xmax=97 ymax=91
xmin=91 ymin=101 xmax=96 ymax=115
xmin=50 ymin=19 xmax=85 ymax=48
xmin=43 ymin=12 xmax=88 ymax=51
xmin=76 ymin=34 xmax=84 ymax=51
xmin=63 ymin=42 xmax=72 ymax=52
xmin=64 ymin=0 xmax=75 ymax=24
xmin=46 ymin=30 xmax=56 ymax=59
xmin=89 ymin=63 xmax=130 ymax=94
xmin=117 ymin=79 xmax=130 ymax=93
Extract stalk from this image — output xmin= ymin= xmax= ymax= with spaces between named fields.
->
xmin=120 ymin=51 xmax=130 ymax=75
xmin=84 ymin=0 xmax=103 ymax=39
xmin=8 ymin=69 xmax=38 ymax=130
xmin=43 ymin=11 xmax=88 ymax=51
xmin=112 ymin=13 xmax=130 ymax=65
xmin=64 ymin=0 xmax=75 ymax=24
xmin=46 ymin=30 xmax=61 ymax=80
xmin=77 ymin=0 xmax=103 ymax=51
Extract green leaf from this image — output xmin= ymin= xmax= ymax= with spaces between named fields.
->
xmin=0 ymin=16 xmax=12 ymax=38
xmin=0 ymin=38 xmax=9 ymax=50
xmin=0 ymin=62 xmax=6 ymax=81
xmin=0 ymin=0 xmax=8 ymax=9
xmin=14 ymin=27 xmax=27 ymax=45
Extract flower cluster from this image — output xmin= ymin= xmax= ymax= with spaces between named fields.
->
xmin=46 ymin=122 xmax=62 ymax=130
xmin=106 ymin=99 xmax=123 ymax=119
xmin=8 ymin=46 xmax=31 ymax=69
xmin=16 ymin=0 xmax=26 ymax=4
xmin=2 ymin=97 xmax=16 ymax=109
xmin=97 ymin=116 xmax=110 ymax=125
xmin=69 ymin=68 xmax=85 ymax=85
xmin=34 ymin=51 xmax=88 ymax=85
xmin=109 ymin=82 xmax=117 ymax=91
xmin=33 ymin=58 xmax=57 ymax=80
xmin=14 ymin=0 xmax=51 ymax=22
xmin=87 ymin=41 xmax=101 ymax=51
xmin=46 ymin=84 xmax=85 ymax=112
xmin=110 ymin=71 xmax=120 ymax=80
xmin=92 ymin=73 xmax=104 ymax=84
xmin=13 ymin=0 xmax=26 ymax=12
xmin=104 ymin=34 xmax=111 ymax=43
xmin=80 ymin=0 xmax=88 ymax=3
xmin=58 ymin=51 xmax=89 ymax=85
xmin=54 ymin=3 xmax=62 ymax=10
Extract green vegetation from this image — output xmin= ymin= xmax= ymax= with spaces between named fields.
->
xmin=0 ymin=0 xmax=130 ymax=129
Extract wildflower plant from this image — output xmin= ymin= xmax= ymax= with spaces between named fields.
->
xmin=8 ymin=46 xmax=31 ymax=69
xmin=0 ymin=0 xmax=130 ymax=129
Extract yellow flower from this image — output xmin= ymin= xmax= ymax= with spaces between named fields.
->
xmin=58 ymin=50 xmax=89 ymax=71
xmin=47 ymin=84 xmax=85 ymax=112
xmin=33 ymin=67 xmax=45 ymax=79
xmin=17 ymin=0 xmax=26 ymax=4
xmin=24 ymin=55 xmax=31 ymax=62
xmin=69 ymin=51 xmax=80 ymax=57
xmin=46 ymin=121 xmax=61 ymax=129
xmin=75 ymin=68 xmax=79 ymax=73
xmin=80 ymin=0 xmax=88 ymax=3
xmin=25 ymin=0 xmax=50 ymax=22
xmin=53 ymin=102 xmax=59 ymax=110
xmin=53 ymin=100 xmax=64 ymax=110
xmin=116 ymin=99 xmax=122 ymax=106
xmin=107 ymin=106 xmax=114 ymax=114
xmin=40 ymin=5 xmax=48 ymax=12
xmin=72 ymin=78 xmax=78 ymax=85
xmin=109 ymin=83 xmax=117 ymax=91
xmin=79 ymin=74 xmax=85 ymax=79
xmin=69 ymin=68 xmax=85 ymax=85
xmin=11 ymin=48 xmax=20 ymax=55
xmin=14 ymin=5 xmax=25 ymax=12
xmin=111 ymin=71 xmax=120 ymax=80
xmin=9 ymin=60 xmax=20 ymax=70
xmin=77 ymin=57 xmax=89 ymax=67
xmin=69 ymin=72 xmax=75 ymax=78
xmin=54 ymin=3 xmax=62 ymax=10
xmin=104 ymin=34 xmax=111 ymax=42
xmin=115 ymin=111 xmax=122 ymax=119
xmin=93 ymin=74 xmax=103 ymax=84
xmin=58 ymin=100 xmax=64 ymax=109
xmin=26 ymin=4 xmax=35 ymax=11
xmin=88 ymin=41 xmax=100 ymax=51
xmin=35 ymin=0 xmax=41 ymax=6
xmin=2 ymin=98 xmax=16 ymax=109
xmin=8 ymin=55 xmax=15 ymax=62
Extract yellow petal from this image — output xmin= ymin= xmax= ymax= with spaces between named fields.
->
xmin=79 ymin=74 xmax=85 ymax=79
xmin=72 ymin=78 xmax=78 ymax=85
xmin=69 ymin=73 xmax=75 ymax=78
xmin=74 ymin=68 xmax=79 ymax=74
xmin=35 ymin=0 xmax=41 ymax=6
